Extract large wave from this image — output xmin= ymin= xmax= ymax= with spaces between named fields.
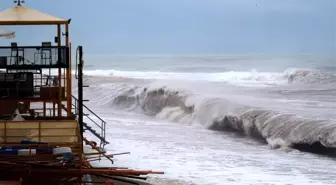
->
xmin=109 ymin=85 xmax=336 ymax=156
xmin=81 ymin=67 xmax=336 ymax=156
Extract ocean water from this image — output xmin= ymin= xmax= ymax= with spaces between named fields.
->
xmin=79 ymin=55 xmax=336 ymax=185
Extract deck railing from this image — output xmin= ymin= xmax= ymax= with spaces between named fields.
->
xmin=0 ymin=73 xmax=66 ymax=99
xmin=0 ymin=87 xmax=65 ymax=99
xmin=0 ymin=46 xmax=69 ymax=69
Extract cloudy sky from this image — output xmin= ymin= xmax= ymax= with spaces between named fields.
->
xmin=0 ymin=0 xmax=335 ymax=55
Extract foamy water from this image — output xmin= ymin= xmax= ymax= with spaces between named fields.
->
xmin=79 ymin=55 xmax=336 ymax=185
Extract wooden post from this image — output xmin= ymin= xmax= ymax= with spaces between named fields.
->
xmin=63 ymin=68 xmax=66 ymax=94
xmin=57 ymin=24 xmax=62 ymax=119
xmin=53 ymin=102 xmax=55 ymax=117
xmin=43 ymin=102 xmax=46 ymax=117
xmin=4 ymin=121 xmax=6 ymax=143
xmin=66 ymin=23 xmax=72 ymax=118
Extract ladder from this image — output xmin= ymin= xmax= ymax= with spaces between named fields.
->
xmin=72 ymin=95 xmax=109 ymax=148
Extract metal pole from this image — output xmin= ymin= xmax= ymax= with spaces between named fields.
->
xmin=78 ymin=46 xmax=84 ymax=138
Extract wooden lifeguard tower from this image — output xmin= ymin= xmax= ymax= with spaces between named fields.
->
xmin=0 ymin=1 xmax=163 ymax=184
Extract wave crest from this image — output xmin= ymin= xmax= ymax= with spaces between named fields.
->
xmin=82 ymin=67 xmax=336 ymax=87
xmin=284 ymin=68 xmax=336 ymax=84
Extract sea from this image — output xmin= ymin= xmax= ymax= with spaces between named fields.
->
xmin=77 ymin=55 xmax=336 ymax=185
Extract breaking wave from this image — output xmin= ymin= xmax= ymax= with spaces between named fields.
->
xmin=284 ymin=68 xmax=336 ymax=84
xmin=107 ymin=83 xmax=336 ymax=156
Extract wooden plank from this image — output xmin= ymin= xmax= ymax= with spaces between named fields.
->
xmin=41 ymin=136 xmax=78 ymax=143
xmin=0 ymin=181 xmax=21 ymax=185
xmin=41 ymin=121 xmax=77 ymax=129
xmin=4 ymin=120 xmax=75 ymax=123
xmin=6 ymin=122 xmax=39 ymax=129
xmin=6 ymin=129 xmax=39 ymax=137
xmin=40 ymin=129 xmax=77 ymax=136
xmin=6 ymin=137 xmax=39 ymax=143
xmin=0 ymin=130 xmax=4 ymax=137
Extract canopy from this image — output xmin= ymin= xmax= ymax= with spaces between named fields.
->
xmin=0 ymin=5 xmax=68 ymax=25
xmin=0 ymin=29 xmax=15 ymax=39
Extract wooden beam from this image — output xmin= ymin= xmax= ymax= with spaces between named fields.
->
xmin=0 ymin=21 xmax=68 ymax=25
xmin=57 ymin=24 xmax=62 ymax=119
xmin=66 ymin=24 xmax=72 ymax=118
xmin=53 ymin=102 xmax=55 ymax=117
xmin=43 ymin=102 xmax=46 ymax=117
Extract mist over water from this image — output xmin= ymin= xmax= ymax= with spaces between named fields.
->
xmin=80 ymin=55 xmax=336 ymax=185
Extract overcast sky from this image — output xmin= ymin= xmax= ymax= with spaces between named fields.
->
xmin=0 ymin=0 xmax=335 ymax=55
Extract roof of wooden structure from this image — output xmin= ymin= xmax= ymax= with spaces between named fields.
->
xmin=0 ymin=5 xmax=68 ymax=25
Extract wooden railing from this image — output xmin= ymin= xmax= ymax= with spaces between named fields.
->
xmin=0 ymin=120 xmax=79 ymax=143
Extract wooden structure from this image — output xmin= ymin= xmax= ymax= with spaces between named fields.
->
xmin=0 ymin=0 xmax=72 ymax=119
xmin=0 ymin=1 xmax=163 ymax=184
